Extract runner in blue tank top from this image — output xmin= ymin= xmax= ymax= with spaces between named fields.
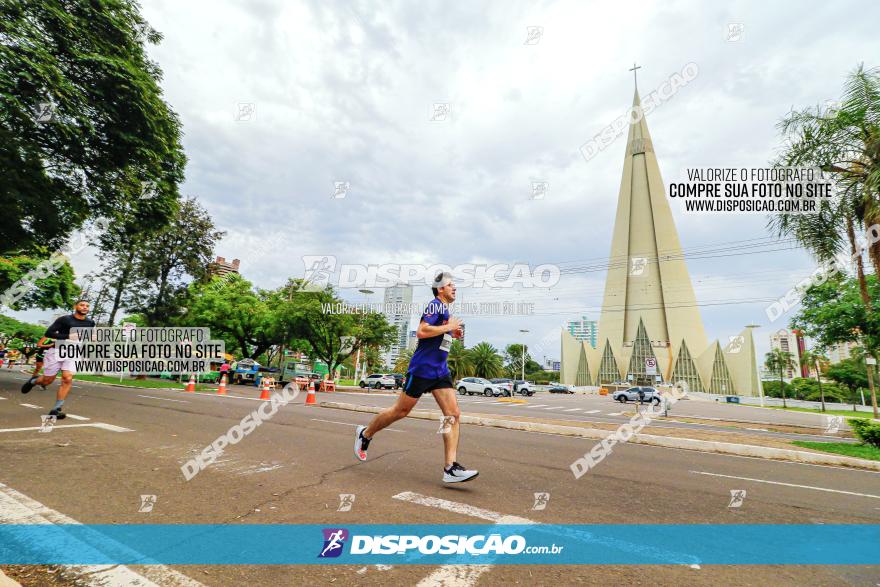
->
xmin=354 ymin=272 xmax=478 ymax=483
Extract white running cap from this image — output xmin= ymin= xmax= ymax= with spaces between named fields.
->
xmin=432 ymin=272 xmax=453 ymax=289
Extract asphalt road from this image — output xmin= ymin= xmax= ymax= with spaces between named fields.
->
xmin=333 ymin=388 xmax=860 ymax=443
xmin=1 ymin=371 xmax=878 ymax=586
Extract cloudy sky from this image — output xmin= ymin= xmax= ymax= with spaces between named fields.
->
xmin=16 ymin=0 xmax=880 ymax=364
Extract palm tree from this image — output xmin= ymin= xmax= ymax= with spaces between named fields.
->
xmin=770 ymin=63 xmax=880 ymax=416
xmin=771 ymin=64 xmax=880 ymax=288
xmin=765 ymin=349 xmax=795 ymax=408
xmin=393 ymin=348 xmax=414 ymax=375
xmin=447 ymin=340 xmax=473 ymax=381
xmin=469 ymin=342 xmax=504 ymax=379
xmin=799 ymin=348 xmax=829 ymax=412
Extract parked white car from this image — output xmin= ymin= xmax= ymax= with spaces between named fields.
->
xmin=456 ymin=377 xmax=506 ymax=397
xmin=359 ymin=373 xmax=396 ymax=390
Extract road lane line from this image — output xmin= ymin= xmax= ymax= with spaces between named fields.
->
xmin=583 ymin=409 xmax=601 ymax=414
xmin=690 ymin=470 xmax=880 ymax=499
xmin=392 ymin=491 xmax=533 ymax=524
xmin=137 ymin=394 xmax=190 ymax=403
xmin=65 ymin=414 xmax=90 ymax=421
xmin=0 ymin=423 xmax=132 ymax=433
xmin=542 ymin=406 xmax=565 ymax=410
xmin=563 ymin=408 xmax=581 ymax=412
xmin=310 ymin=418 xmax=404 ymax=432
xmin=393 ymin=491 xmax=534 ymax=587
xmin=20 ymin=403 xmax=41 ymax=409
xmin=0 ymin=481 xmax=204 ymax=587
xmin=527 ymin=404 xmax=548 ymax=408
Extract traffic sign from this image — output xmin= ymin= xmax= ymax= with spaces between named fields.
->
xmin=645 ymin=357 xmax=657 ymax=375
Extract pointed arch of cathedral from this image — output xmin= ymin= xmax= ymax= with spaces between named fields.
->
xmin=597 ymin=339 xmax=620 ymax=384
xmin=707 ymin=343 xmax=736 ymax=394
xmin=626 ymin=318 xmax=658 ymax=383
xmin=671 ymin=339 xmax=704 ymax=392
xmin=575 ymin=345 xmax=592 ymax=386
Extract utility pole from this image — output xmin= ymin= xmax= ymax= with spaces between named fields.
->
xmin=867 ymin=353 xmax=879 ymax=418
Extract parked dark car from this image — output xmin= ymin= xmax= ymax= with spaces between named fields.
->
xmin=548 ymin=384 xmax=574 ymax=394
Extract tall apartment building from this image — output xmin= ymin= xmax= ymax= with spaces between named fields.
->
xmin=381 ymin=284 xmax=413 ymax=369
xmin=769 ymin=329 xmax=803 ymax=380
xmin=208 ymin=256 xmax=241 ymax=277
xmin=566 ymin=315 xmax=598 ymax=347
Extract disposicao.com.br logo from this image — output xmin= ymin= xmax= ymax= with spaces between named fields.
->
xmin=319 ymin=528 xmax=562 ymax=557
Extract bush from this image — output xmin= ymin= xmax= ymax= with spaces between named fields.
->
xmin=761 ymin=380 xmax=790 ymax=398
xmin=849 ymin=418 xmax=880 ymax=448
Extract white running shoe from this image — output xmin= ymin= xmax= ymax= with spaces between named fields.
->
xmin=354 ymin=425 xmax=371 ymax=461
xmin=443 ymin=462 xmax=479 ymax=483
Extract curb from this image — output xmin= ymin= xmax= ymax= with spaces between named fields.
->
xmin=75 ymin=380 xmax=208 ymax=392
xmin=320 ymin=401 xmax=880 ymax=472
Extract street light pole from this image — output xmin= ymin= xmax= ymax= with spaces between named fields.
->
xmin=355 ymin=289 xmax=374 ymax=384
xmin=519 ymin=329 xmax=530 ymax=385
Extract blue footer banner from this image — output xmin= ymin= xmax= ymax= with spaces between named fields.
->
xmin=1 ymin=524 xmax=878 ymax=565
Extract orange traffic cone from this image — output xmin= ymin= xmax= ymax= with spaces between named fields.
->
xmin=305 ymin=386 xmax=317 ymax=406
xmin=185 ymin=374 xmax=195 ymax=392
xmin=259 ymin=380 xmax=271 ymax=400
xmin=217 ymin=373 xmax=227 ymax=395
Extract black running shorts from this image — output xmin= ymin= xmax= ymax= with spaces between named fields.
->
xmin=404 ymin=374 xmax=454 ymax=398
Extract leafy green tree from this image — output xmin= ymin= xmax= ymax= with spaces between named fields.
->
xmin=503 ymin=344 xmax=540 ymax=378
xmin=285 ymin=285 xmax=396 ymax=380
xmin=393 ymin=348 xmax=414 ymax=375
xmin=0 ymin=254 xmax=79 ymax=310
xmin=793 ymin=275 xmax=880 ymax=415
xmin=826 ymin=357 xmax=870 ymax=400
xmin=765 ymin=348 xmax=795 ymax=407
xmin=0 ymin=315 xmax=45 ymax=363
xmin=760 ymin=380 xmax=790 ymax=399
xmin=447 ymin=339 xmax=473 ymax=381
xmin=469 ymin=342 xmax=504 ymax=379
xmin=128 ymin=197 xmax=224 ymax=325
xmin=181 ymin=275 xmax=285 ymax=359
xmin=1 ymin=0 xmax=186 ymax=256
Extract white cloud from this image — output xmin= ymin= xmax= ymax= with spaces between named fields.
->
xmin=15 ymin=0 xmax=879 ymax=366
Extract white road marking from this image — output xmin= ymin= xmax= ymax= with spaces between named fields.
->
xmin=65 ymin=414 xmax=90 ymax=421
xmin=0 ymin=481 xmax=204 ymax=587
xmin=690 ymin=471 xmax=880 ymax=500
xmin=0 ymin=423 xmax=132 ymax=433
xmin=20 ymin=403 xmax=41 ymax=409
xmin=527 ymin=404 xmax=549 ymax=408
xmin=583 ymin=409 xmax=601 ymax=414
xmin=392 ymin=491 xmax=533 ymax=524
xmin=542 ymin=406 xmax=565 ymax=410
xmin=563 ymin=408 xmax=582 ymax=412
xmin=310 ymin=418 xmax=403 ymax=432
xmin=607 ymin=412 xmax=625 ymax=416
xmin=393 ymin=491 xmax=533 ymax=587
xmin=137 ymin=394 xmax=190 ymax=403
xmin=0 ymin=396 xmax=6 ymax=400
xmin=746 ymin=427 xmax=768 ymax=432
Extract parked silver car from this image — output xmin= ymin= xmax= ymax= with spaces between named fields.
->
xmin=612 ymin=386 xmax=662 ymax=404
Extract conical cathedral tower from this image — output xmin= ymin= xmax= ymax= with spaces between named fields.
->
xmin=561 ymin=77 xmax=760 ymax=396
